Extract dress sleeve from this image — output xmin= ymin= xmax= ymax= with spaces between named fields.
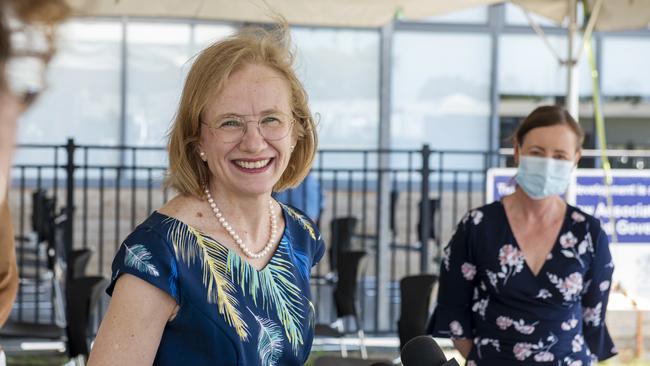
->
xmin=106 ymin=226 xmax=180 ymax=304
xmin=312 ymin=234 xmax=325 ymax=267
xmin=428 ymin=215 xmax=477 ymax=339
xmin=582 ymin=228 xmax=616 ymax=361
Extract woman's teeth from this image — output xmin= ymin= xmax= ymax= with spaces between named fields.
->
xmin=234 ymin=159 xmax=271 ymax=169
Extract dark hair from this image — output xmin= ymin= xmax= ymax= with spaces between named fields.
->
xmin=514 ymin=105 xmax=584 ymax=150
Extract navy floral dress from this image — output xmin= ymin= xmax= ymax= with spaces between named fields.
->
xmin=106 ymin=203 xmax=325 ymax=366
xmin=428 ymin=201 xmax=616 ymax=366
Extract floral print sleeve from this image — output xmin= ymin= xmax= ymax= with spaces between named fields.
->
xmin=106 ymin=225 xmax=180 ymax=304
xmin=427 ymin=209 xmax=481 ymax=339
xmin=581 ymin=228 xmax=616 ymax=361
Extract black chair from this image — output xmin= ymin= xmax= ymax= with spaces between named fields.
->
xmin=315 ymin=250 xmax=368 ymax=359
xmin=1 ymin=191 xmax=105 ymax=362
xmin=389 ymin=190 xmax=399 ymax=235
xmin=31 ymin=189 xmax=56 ymax=245
xmin=416 ymin=199 xmax=439 ymax=244
xmin=329 ymin=217 xmax=358 ymax=274
xmin=66 ymin=276 xmax=109 ymax=358
xmin=397 ymin=274 xmax=438 ymax=350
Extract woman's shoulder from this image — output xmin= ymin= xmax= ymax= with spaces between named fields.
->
xmin=280 ymin=202 xmax=321 ymax=242
xmin=566 ymin=204 xmax=608 ymax=247
xmin=279 ymin=202 xmax=326 ymax=266
xmin=566 ymin=204 xmax=603 ymax=230
xmin=473 ymin=201 xmax=503 ymax=216
xmin=157 ymin=194 xmax=204 ymax=224
xmin=457 ymin=201 xmax=503 ymax=228
xmin=123 ymin=212 xmax=174 ymax=251
xmin=124 ymin=195 xmax=202 ymax=248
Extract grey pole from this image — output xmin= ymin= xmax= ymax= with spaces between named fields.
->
xmin=567 ymin=0 xmax=580 ymax=120
xmin=375 ymin=20 xmax=393 ymax=332
xmin=488 ymin=4 xmax=504 ymax=168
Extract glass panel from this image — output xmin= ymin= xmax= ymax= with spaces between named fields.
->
xmin=125 ymin=23 xmax=192 ymax=150
xmin=193 ymin=24 xmax=235 ymax=51
xmin=602 ymin=37 xmax=650 ymax=97
xmin=392 ymin=32 xmax=492 ymax=159
xmin=16 ymin=20 xmax=122 ymax=165
xmin=499 ymin=34 xmax=594 ymax=96
xmin=292 ymin=28 xmax=380 ymax=150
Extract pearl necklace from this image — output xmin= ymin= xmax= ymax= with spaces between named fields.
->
xmin=204 ymin=187 xmax=278 ymax=259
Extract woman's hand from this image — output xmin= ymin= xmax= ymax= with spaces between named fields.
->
xmin=452 ymin=338 xmax=473 ymax=359
xmin=87 ymin=274 xmax=178 ymax=366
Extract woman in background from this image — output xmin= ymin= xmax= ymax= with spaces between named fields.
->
xmin=428 ymin=105 xmax=616 ymax=365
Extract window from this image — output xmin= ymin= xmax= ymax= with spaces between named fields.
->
xmin=292 ymin=28 xmax=380 ymax=150
xmin=392 ymin=32 xmax=491 ymax=153
xmin=16 ymin=20 xmax=122 ymax=165
xmin=602 ymin=37 xmax=650 ymax=97
xmin=499 ymin=34 xmax=594 ymax=97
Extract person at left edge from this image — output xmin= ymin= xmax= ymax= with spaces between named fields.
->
xmin=0 ymin=2 xmax=69 ymax=364
xmin=88 ymin=23 xmax=325 ymax=366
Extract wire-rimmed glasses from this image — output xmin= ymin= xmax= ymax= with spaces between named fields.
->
xmin=201 ymin=111 xmax=295 ymax=143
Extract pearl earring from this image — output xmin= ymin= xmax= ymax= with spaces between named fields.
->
xmin=199 ymin=151 xmax=206 ymax=160
xmin=290 ymin=145 xmax=295 ymax=151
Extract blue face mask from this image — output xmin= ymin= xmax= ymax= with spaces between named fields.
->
xmin=515 ymin=156 xmax=574 ymax=200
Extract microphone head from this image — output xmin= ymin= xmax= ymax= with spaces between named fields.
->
xmin=400 ymin=335 xmax=448 ymax=366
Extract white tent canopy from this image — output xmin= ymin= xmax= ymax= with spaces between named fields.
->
xmin=68 ymin=0 xmax=650 ymax=30
xmin=512 ymin=0 xmax=650 ymax=31
xmin=67 ymin=0 xmax=501 ymax=28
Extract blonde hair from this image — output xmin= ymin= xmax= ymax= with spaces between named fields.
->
xmin=165 ymin=24 xmax=317 ymax=198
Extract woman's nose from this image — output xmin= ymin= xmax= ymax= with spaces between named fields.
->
xmin=238 ymin=121 xmax=267 ymax=152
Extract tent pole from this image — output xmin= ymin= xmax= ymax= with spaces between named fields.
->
xmin=567 ymin=0 xmax=579 ymax=120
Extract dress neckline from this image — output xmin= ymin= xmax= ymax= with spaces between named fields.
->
xmin=152 ymin=205 xmax=290 ymax=272
xmin=497 ymin=200 xmax=571 ymax=279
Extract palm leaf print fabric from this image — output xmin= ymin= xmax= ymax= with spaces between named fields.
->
xmin=250 ymin=310 xmax=284 ymax=366
xmin=228 ymin=237 xmax=306 ymax=353
xmin=124 ymin=244 xmax=160 ymax=277
xmin=167 ymin=220 xmax=250 ymax=340
xmin=106 ymin=204 xmax=325 ymax=366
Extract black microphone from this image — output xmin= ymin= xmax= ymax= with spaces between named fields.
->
xmin=400 ymin=336 xmax=460 ymax=366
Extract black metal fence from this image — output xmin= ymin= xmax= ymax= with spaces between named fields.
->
xmin=10 ymin=139 xmax=644 ymax=334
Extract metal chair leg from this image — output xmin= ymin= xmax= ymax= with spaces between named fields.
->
xmin=358 ymin=329 xmax=367 ymax=359
xmin=340 ymin=341 xmax=348 ymax=358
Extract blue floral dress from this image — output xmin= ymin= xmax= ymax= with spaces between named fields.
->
xmin=428 ymin=201 xmax=616 ymax=366
xmin=106 ymin=203 xmax=325 ymax=366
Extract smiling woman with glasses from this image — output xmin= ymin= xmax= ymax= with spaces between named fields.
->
xmin=88 ymin=22 xmax=324 ymax=366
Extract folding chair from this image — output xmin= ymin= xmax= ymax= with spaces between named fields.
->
xmin=315 ymin=250 xmax=368 ymax=359
xmin=397 ymin=274 xmax=438 ymax=350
